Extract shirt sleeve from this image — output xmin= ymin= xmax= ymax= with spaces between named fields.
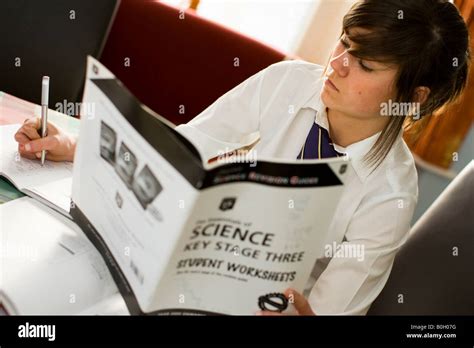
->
xmin=175 ymin=61 xmax=293 ymax=161
xmin=308 ymin=193 xmax=417 ymax=315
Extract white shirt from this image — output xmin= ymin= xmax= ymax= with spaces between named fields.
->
xmin=175 ymin=60 xmax=418 ymax=315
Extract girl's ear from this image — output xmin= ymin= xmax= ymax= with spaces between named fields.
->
xmin=413 ymin=86 xmax=431 ymax=106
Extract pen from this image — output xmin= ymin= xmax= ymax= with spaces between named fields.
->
xmin=40 ymin=76 xmax=49 ymax=166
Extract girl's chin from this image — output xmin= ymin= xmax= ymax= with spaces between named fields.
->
xmin=320 ymin=89 xmax=335 ymax=107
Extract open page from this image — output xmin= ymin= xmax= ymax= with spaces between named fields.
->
xmin=0 ymin=197 xmax=122 ymax=314
xmin=0 ymin=125 xmax=73 ymax=216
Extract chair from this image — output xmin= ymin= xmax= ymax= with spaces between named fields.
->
xmin=100 ymin=0 xmax=287 ymax=125
xmin=0 ymin=0 xmax=119 ymax=109
xmin=368 ymin=161 xmax=474 ymax=315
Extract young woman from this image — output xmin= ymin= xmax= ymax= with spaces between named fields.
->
xmin=14 ymin=0 xmax=470 ymax=315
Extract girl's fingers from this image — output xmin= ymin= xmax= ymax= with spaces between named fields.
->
xmin=15 ymin=117 xmax=60 ymax=147
xmin=14 ymin=132 xmax=31 ymax=145
xmin=284 ymin=288 xmax=314 ymax=315
xmin=20 ymin=124 xmax=41 ymax=141
xmin=23 ymin=117 xmax=40 ymax=129
xmin=23 ymin=136 xmax=59 ymax=153
xmin=17 ymin=150 xmax=37 ymax=160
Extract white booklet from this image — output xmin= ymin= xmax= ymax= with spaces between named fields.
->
xmin=0 ymin=125 xmax=73 ymax=217
xmin=0 ymin=197 xmax=127 ymax=315
xmin=70 ymin=57 xmax=351 ymax=315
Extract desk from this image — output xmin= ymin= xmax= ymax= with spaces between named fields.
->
xmin=0 ymin=92 xmax=129 ymax=315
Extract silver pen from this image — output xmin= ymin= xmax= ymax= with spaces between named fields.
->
xmin=40 ymin=76 xmax=49 ymax=166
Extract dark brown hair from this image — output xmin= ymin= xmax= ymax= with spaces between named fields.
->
xmin=339 ymin=0 xmax=471 ymax=169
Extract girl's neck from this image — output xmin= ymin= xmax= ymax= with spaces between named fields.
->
xmin=326 ymin=107 xmax=388 ymax=147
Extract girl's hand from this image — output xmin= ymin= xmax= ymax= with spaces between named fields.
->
xmin=14 ymin=117 xmax=77 ymax=162
xmin=256 ymin=288 xmax=316 ymax=316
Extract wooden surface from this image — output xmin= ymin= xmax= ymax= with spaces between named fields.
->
xmin=404 ymin=0 xmax=474 ymax=169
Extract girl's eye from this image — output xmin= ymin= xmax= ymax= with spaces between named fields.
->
xmin=340 ymin=38 xmax=350 ymax=49
xmin=339 ymin=37 xmax=374 ymax=72
xmin=358 ymin=59 xmax=373 ymax=72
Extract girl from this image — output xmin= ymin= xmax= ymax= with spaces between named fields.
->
xmin=15 ymin=0 xmax=470 ymax=315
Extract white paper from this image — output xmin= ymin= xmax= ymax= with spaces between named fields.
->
xmin=0 ymin=125 xmax=73 ymax=214
xmin=0 ymin=197 xmax=121 ymax=314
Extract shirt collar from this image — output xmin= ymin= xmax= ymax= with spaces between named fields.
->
xmin=301 ymin=85 xmax=384 ymax=182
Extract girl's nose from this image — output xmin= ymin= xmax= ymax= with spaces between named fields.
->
xmin=330 ymin=49 xmax=350 ymax=77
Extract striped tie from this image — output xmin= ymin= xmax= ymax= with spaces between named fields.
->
xmin=297 ymin=122 xmax=344 ymax=159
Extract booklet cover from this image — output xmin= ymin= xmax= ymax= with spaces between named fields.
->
xmin=70 ymin=57 xmax=351 ymax=315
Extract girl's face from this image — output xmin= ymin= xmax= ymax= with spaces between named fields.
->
xmin=321 ymin=28 xmax=399 ymax=122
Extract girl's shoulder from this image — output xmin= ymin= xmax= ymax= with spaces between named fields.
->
xmin=368 ymin=136 xmax=419 ymax=200
xmin=264 ymin=59 xmax=325 ymax=82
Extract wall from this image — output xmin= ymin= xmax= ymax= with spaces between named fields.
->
xmin=412 ymin=124 xmax=474 ymax=224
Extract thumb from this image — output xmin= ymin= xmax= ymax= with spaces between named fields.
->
xmin=285 ymin=288 xmax=315 ymax=315
xmin=24 ymin=136 xmax=58 ymax=153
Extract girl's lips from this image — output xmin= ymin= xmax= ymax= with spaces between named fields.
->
xmin=325 ymin=78 xmax=339 ymax=92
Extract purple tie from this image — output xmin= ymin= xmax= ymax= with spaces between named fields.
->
xmin=297 ymin=122 xmax=344 ymax=159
